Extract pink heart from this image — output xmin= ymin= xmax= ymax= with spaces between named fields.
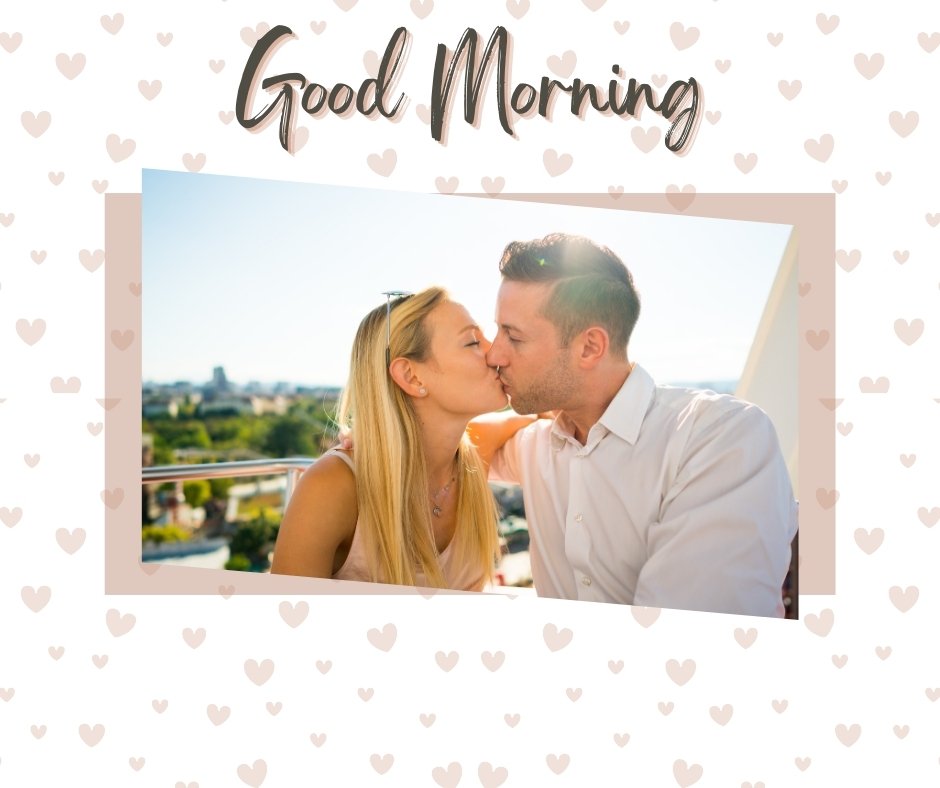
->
xmin=100 ymin=14 xmax=124 ymax=34
xmin=370 ymin=754 xmax=393 ymax=774
xmin=835 ymin=723 xmax=861 ymax=746
xmin=709 ymin=704 xmax=733 ymax=725
xmin=546 ymin=51 xmax=576 ymax=79
xmin=889 ymin=110 xmax=918 ymax=137
xmin=854 ymin=53 xmax=884 ymax=79
xmin=734 ymin=153 xmax=757 ymax=173
xmin=1 ymin=507 xmax=23 ymax=528
xmin=106 ymin=134 xmax=136 ymax=163
xmin=240 ymin=23 xmax=271 ymax=48
xmin=56 ymin=528 xmax=86 ymax=554
xmin=481 ymin=176 xmax=505 ymax=195
xmin=0 ymin=32 xmax=23 ymax=53
xmin=183 ymin=627 xmax=206 ymax=648
xmin=435 ymin=176 xmax=458 ymax=194
xmin=478 ymin=763 xmax=509 ymax=788
xmin=366 ymin=149 xmax=397 ymax=177
xmin=670 ymin=22 xmax=699 ymax=51
xmin=804 ymin=134 xmax=834 ymax=162
xmin=542 ymin=623 xmax=573 ymax=651
xmin=367 ymin=623 xmax=397 ymax=651
xmin=481 ymin=651 xmax=505 ymax=671
xmin=279 ymin=600 xmax=309 ymax=628
xmin=244 ymin=658 xmax=275 ymax=685
xmin=207 ymin=704 xmax=230 ymax=725
xmin=106 ymin=608 xmax=136 ymax=637
xmin=804 ymin=608 xmax=834 ymax=636
xmin=138 ymin=80 xmax=162 ymax=101
xmin=816 ymin=13 xmax=839 ymax=34
xmin=79 ymin=723 xmax=105 ymax=747
xmin=56 ymin=53 xmax=86 ymax=80
xmin=805 ymin=329 xmax=830 ymax=350
xmin=237 ymin=759 xmax=267 ymax=787
xmin=507 ymin=0 xmax=529 ymax=20
xmin=673 ymin=760 xmax=702 ymax=787
xmin=666 ymin=658 xmax=695 ymax=685
xmin=183 ymin=153 xmax=206 ymax=172
xmin=51 ymin=376 xmax=81 ymax=393
xmin=546 ymin=754 xmax=570 ymax=775
xmin=410 ymin=0 xmax=433 ymax=20
xmin=22 ymin=111 xmax=52 ymax=137
xmin=665 ymin=184 xmax=695 ymax=212
xmin=101 ymin=488 xmax=125 ymax=509
xmin=854 ymin=528 xmax=883 ymax=554
xmin=631 ymin=126 xmax=661 ymax=153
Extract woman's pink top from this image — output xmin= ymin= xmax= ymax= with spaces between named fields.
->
xmin=325 ymin=450 xmax=484 ymax=591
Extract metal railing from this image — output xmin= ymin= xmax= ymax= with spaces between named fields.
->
xmin=143 ymin=457 xmax=315 ymax=504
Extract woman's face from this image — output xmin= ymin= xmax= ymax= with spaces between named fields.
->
xmin=417 ymin=300 xmax=508 ymax=417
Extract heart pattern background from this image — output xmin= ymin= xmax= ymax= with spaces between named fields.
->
xmin=2 ymin=2 xmax=939 ymax=785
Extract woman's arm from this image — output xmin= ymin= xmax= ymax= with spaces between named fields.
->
xmin=270 ymin=454 xmax=358 ymax=578
xmin=466 ymin=410 xmax=544 ymax=467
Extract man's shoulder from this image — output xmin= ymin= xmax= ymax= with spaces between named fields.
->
xmin=652 ymin=384 xmax=770 ymax=434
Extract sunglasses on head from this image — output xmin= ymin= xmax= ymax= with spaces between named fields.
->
xmin=381 ymin=291 xmax=413 ymax=367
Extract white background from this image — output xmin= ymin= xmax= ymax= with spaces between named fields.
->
xmin=2 ymin=2 xmax=939 ymax=785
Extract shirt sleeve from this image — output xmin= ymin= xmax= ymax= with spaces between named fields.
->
xmin=632 ymin=401 xmax=798 ymax=617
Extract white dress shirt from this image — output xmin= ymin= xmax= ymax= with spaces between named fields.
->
xmin=489 ymin=364 xmax=798 ymax=617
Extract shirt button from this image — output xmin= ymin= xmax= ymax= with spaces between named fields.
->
xmin=575 ymin=514 xmax=583 ymax=523
xmin=581 ymin=576 xmax=592 ymax=586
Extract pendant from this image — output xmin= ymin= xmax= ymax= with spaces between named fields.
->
xmin=432 ymin=505 xmax=442 ymax=518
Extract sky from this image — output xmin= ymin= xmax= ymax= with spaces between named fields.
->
xmin=142 ymin=170 xmax=793 ymax=388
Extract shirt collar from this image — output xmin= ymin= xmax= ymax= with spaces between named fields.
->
xmin=598 ymin=363 xmax=655 ymax=445
xmin=550 ymin=363 xmax=656 ymax=449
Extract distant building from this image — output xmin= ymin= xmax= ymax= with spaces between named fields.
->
xmin=143 ymin=398 xmax=180 ymax=418
xmin=198 ymin=395 xmax=254 ymax=417
xmin=212 ymin=366 xmax=230 ymax=393
xmin=197 ymin=394 xmax=288 ymax=417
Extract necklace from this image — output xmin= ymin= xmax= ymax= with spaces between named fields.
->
xmin=429 ymin=470 xmax=457 ymax=518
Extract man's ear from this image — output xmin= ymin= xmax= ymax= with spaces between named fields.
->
xmin=575 ymin=326 xmax=610 ymax=369
xmin=388 ymin=357 xmax=425 ymax=397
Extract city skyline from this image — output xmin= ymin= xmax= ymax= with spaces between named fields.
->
xmin=143 ymin=171 xmax=794 ymax=388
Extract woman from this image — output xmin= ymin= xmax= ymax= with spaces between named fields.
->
xmin=270 ymin=287 xmax=532 ymax=590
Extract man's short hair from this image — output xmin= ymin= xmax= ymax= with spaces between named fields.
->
xmin=498 ymin=233 xmax=641 ymax=355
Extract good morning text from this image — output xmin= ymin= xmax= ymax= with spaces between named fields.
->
xmin=236 ymin=25 xmax=702 ymax=155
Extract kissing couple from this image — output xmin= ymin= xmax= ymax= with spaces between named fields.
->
xmin=271 ymin=233 xmax=798 ymax=617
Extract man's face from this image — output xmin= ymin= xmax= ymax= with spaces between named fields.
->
xmin=485 ymin=280 xmax=579 ymax=414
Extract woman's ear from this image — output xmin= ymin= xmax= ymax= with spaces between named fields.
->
xmin=388 ymin=357 xmax=426 ymax=397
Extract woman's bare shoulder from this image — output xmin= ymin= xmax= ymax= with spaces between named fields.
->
xmin=270 ymin=451 xmax=358 ymax=578
xmin=293 ymin=451 xmax=357 ymax=506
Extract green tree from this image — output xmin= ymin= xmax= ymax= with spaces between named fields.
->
xmin=183 ymin=480 xmax=211 ymax=508
xmin=262 ymin=414 xmax=319 ymax=457
xmin=148 ymin=420 xmax=212 ymax=450
xmin=229 ymin=509 xmax=280 ymax=570
xmin=209 ymin=477 xmax=235 ymax=499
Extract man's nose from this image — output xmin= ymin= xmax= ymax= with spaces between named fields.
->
xmin=485 ymin=338 xmax=503 ymax=368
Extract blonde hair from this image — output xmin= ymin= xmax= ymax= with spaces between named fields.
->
xmin=337 ymin=287 xmax=500 ymax=588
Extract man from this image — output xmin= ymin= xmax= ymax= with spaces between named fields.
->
xmin=485 ymin=233 xmax=798 ymax=617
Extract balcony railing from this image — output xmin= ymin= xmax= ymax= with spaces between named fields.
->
xmin=143 ymin=457 xmax=314 ymax=503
